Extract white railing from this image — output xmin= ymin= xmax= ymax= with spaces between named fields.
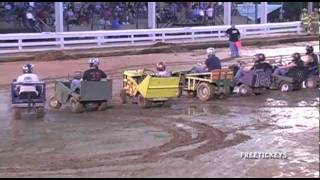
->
xmin=0 ymin=21 xmax=302 ymax=54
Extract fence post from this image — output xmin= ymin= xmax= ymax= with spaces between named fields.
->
xmin=297 ymin=22 xmax=301 ymax=34
xmin=191 ymin=31 xmax=195 ymax=41
xmin=131 ymin=34 xmax=134 ymax=44
xmin=60 ymin=36 xmax=64 ymax=49
xmin=18 ymin=39 xmax=22 ymax=51
xmin=162 ymin=33 xmax=165 ymax=42
xmin=242 ymin=28 xmax=246 ymax=38
xmin=152 ymin=33 xmax=156 ymax=42
xmin=97 ymin=36 xmax=102 ymax=46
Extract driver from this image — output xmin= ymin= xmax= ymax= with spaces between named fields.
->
xmin=83 ymin=58 xmax=107 ymax=81
xmin=233 ymin=53 xmax=271 ymax=86
xmin=272 ymin=53 xmax=304 ymax=76
xmin=15 ymin=64 xmax=41 ymax=97
xmin=205 ymin=47 xmax=222 ymax=71
xmin=155 ymin=61 xmax=171 ymax=77
xmin=70 ymin=58 xmax=107 ymax=92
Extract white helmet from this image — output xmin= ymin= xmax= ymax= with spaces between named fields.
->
xmin=89 ymin=58 xmax=100 ymax=68
xmin=206 ymin=47 xmax=215 ymax=56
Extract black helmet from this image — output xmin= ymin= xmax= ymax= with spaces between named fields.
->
xmin=22 ymin=64 xmax=34 ymax=74
xmin=254 ymin=53 xmax=266 ymax=62
xmin=306 ymin=45 xmax=314 ymax=54
xmin=291 ymin=53 xmax=301 ymax=62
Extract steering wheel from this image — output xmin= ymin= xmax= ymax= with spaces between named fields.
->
xmin=143 ymin=69 xmax=156 ymax=76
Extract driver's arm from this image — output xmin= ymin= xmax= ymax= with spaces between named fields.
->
xmin=100 ymin=70 xmax=108 ymax=81
xmin=284 ymin=62 xmax=296 ymax=68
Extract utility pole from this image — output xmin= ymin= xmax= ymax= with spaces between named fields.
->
xmin=255 ymin=2 xmax=258 ymax=23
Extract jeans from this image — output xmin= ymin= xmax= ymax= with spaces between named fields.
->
xmin=71 ymin=79 xmax=81 ymax=92
xmin=273 ymin=68 xmax=289 ymax=76
xmin=229 ymin=41 xmax=239 ymax=58
xmin=233 ymin=68 xmax=254 ymax=86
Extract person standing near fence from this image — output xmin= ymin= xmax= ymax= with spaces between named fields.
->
xmin=225 ymin=25 xmax=241 ymax=58
xmin=310 ymin=8 xmax=319 ymax=34
xmin=300 ymin=8 xmax=310 ymax=33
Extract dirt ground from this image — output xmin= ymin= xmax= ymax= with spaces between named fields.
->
xmin=0 ymin=41 xmax=319 ymax=178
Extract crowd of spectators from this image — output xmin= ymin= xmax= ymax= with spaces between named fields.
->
xmin=156 ymin=2 xmax=224 ymax=25
xmin=3 ymin=2 xmax=288 ymax=33
xmin=64 ymin=2 xmax=148 ymax=30
xmin=0 ymin=2 xmax=54 ymax=31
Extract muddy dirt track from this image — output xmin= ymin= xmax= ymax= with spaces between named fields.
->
xmin=0 ymin=41 xmax=319 ymax=178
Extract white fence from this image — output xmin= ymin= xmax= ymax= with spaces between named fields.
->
xmin=0 ymin=21 xmax=302 ymax=54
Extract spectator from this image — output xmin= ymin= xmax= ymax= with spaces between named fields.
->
xmin=111 ymin=16 xmax=120 ymax=30
xmin=206 ymin=6 xmax=213 ymax=20
xmin=225 ymin=25 xmax=241 ymax=58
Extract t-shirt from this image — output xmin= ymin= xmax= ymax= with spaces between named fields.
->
xmin=226 ymin=28 xmax=240 ymax=42
xmin=16 ymin=73 xmax=40 ymax=95
xmin=205 ymin=56 xmax=222 ymax=71
xmin=156 ymin=71 xmax=171 ymax=77
xmin=252 ymin=62 xmax=272 ymax=71
xmin=83 ymin=68 xmax=107 ymax=81
xmin=306 ymin=53 xmax=319 ymax=68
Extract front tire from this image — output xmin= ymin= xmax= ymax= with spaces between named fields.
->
xmin=49 ymin=96 xmax=62 ymax=110
xmin=279 ymin=81 xmax=293 ymax=92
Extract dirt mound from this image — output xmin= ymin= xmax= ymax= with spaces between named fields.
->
xmin=151 ymin=42 xmax=175 ymax=47
xmin=33 ymin=51 xmax=77 ymax=62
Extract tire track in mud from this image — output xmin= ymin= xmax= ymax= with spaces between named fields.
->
xmin=0 ymin=116 xmax=251 ymax=175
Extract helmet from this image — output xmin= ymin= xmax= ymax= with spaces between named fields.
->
xmin=291 ymin=53 xmax=301 ymax=62
xmin=156 ymin=61 xmax=166 ymax=71
xmin=302 ymin=8 xmax=307 ymax=12
xmin=89 ymin=57 xmax=100 ymax=68
xmin=254 ymin=53 xmax=266 ymax=62
xmin=306 ymin=45 xmax=314 ymax=54
xmin=206 ymin=47 xmax=215 ymax=56
xmin=22 ymin=64 xmax=34 ymax=73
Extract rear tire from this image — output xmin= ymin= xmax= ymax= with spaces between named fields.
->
xmin=138 ymin=94 xmax=151 ymax=108
xmin=36 ymin=107 xmax=45 ymax=118
xmin=49 ymin=96 xmax=62 ymax=110
xmin=197 ymin=82 xmax=215 ymax=101
xmin=84 ymin=103 xmax=99 ymax=111
xmin=69 ymin=97 xmax=84 ymax=113
xmin=177 ymin=86 xmax=183 ymax=97
xmin=305 ymin=78 xmax=318 ymax=89
xmin=218 ymin=93 xmax=226 ymax=99
xmin=120 ymin=89 xmax=127 ymax=104
xmin=13 ymin=108 xmax=21 ymax=120
xmin=98 ymin=102 xmax=108 ymax=111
